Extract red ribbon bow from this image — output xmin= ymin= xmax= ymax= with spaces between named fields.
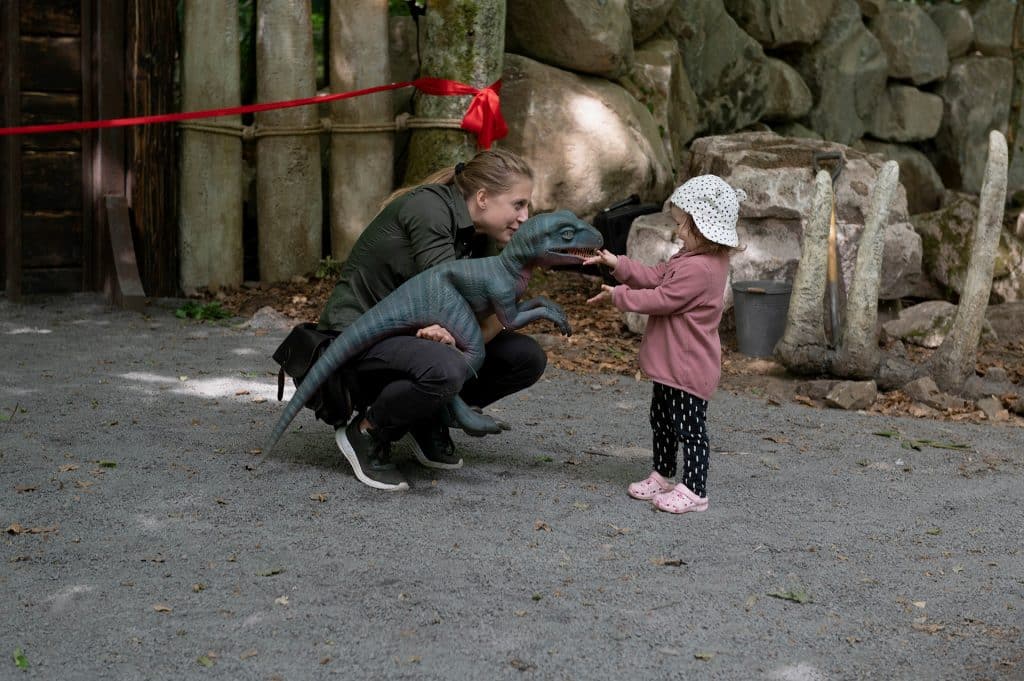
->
xmin=413 ymin=78 xmax=508 ymax=149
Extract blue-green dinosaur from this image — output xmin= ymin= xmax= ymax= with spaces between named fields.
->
xmin=265 ymin=210 xmax=603 ymax=452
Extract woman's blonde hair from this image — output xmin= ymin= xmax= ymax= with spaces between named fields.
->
xmin=382 ymin=148 xmax=534 ymax=208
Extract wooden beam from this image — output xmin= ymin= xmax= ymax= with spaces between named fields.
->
xmin=2 ymin=0 xmax=22 ymax=300
xmin=91 ymin=0 xmax=127 ymax=300
xmin=104 ymin=195 xmax=146 ymax=311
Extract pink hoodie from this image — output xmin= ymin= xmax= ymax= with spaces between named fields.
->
xmin=611 ymin=250 xmax=730 ymax=400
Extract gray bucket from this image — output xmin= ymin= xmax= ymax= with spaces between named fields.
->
xmin=731 ymin=280 xmax=792 ymax=358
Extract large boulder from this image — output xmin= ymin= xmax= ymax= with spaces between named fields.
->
xmin=630 ymin=0 xmax=676 ymax=44
xmin=972 ymin=0 xmax=1015 ymax=57
xmin=663 ymin=0 xmax=769 ymax=134
xmin=856 ymin=140 xmax=945 ymax=216
xmin=866 ymin=85 xmax=944 ymax=143
xmin=911 ymin=191 xmax=1024 ymax=303
xmin=620 ymin=38 xmax=701 ymax=173
xmin=927 ymin=2 xmax=974 ymax=58
xmin=761 ymin=57 xmax=813 ymax=123
xmin=500 ymin=54 xmax=673 ymax=219
xmin=685 ymin=132 xmax=922 ymax=300
xmin=721 ymin=0 xmax=835 ymax=47
xmin=506 ymin=0 xmax=633 ymax=79
xmin=796 ymin=0 xmax=888 ymax=145
xmin=933 ymin=56 xmax=1013 ymax=194
xmin=868 ymin=2 xmax=949 ymax=85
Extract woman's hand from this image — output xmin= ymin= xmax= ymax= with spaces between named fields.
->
xmin=582 ymin=249 xmax=618 ymax=270
xmin=586 ymin=284 xmax=616 ymax=305
xmin=416 ymin=324 xmax=456 ymax=346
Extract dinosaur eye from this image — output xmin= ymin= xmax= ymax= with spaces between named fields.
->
xmin=560 ymin=228 xmax=575 ymax=241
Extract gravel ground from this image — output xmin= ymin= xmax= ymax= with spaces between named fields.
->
xmin=2 ymin=295 xmax=1022 ymax=681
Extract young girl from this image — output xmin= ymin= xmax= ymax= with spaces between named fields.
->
xmin=585 ymin=175 xmax=745 ymax=514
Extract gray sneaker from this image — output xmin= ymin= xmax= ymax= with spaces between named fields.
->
xmin=409 ymin=420 xmax=463 ymax=470
xmin=336 ymin=419 xmax=409 ymax=491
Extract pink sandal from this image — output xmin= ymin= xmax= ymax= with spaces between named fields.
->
xmin=651 ymin=484 xmax=709 ymax=514
xmin=628 ymin=471 xmax=674 ymax=500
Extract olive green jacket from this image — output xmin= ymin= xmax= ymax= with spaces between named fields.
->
xmin=318 ymin=184 xmax=483 ymax=331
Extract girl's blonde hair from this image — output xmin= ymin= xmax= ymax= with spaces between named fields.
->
xmin=382 ymin=148 xmax=534 ymax=208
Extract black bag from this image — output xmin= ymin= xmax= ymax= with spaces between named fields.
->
xmin=272 ymin=323 xmax=353 ymax=428
xmin=585 ymin=194 xmax=662 ymax=282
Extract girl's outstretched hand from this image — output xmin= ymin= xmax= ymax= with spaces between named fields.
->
xmin=587 ymin=284 xmax=616 ymax=305
xmin=582 ymin=249 xmax=618 ymax=270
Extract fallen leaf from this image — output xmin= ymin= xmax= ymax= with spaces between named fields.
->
xmin=239 ymin=649 xmax=258 ymax=660
xmin=764 ymin=435 xmax=790 ymax=444
xmin=767 ymin=589 xmax=812 ymax=604
xmin=152 ymin=604 xmax=172 ymax=612
xmin=252 ymin=397 xmax=267 ymax=404
xmin=925 ymin=527 xmax=942 ymax=536
xmin=13 ymin=648 xmax=29 ymax=669
xmin=309 ymin=492 xmax=328 ymax=502
xmin=912 ymin=621 xmax=945 ymax=634
xmin=196 ymin=655 xmax=214 ymax=667
xmin=58 ymin=464 xmax=79 ymax=473
xmin=274 ymin=595 xmax=289 ymax=606
xmin=192 ymin=583 xmax=206 ymax=593
xmin=694 ymin=652 xmax=715 ymax=661
xmin=234 ymin=389 xmax=250 ymax=396
xmin=534 ymin=520 xmax=551 ymax=532
xmin=14 ymin=485 xmax=36 ymax=493
xmin=257 ymin=568 xmax=285 ymax=577
xmin=913 ymin=601 xmax=926 ymax=609
xmin=98 ymin=460 xmax=117 ymax=468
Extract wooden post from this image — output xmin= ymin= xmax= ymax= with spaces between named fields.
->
xmin=328 ymin=0 xmax=393 ymax=261
xmin=104 ymin=195 xmax=147 ymax=311
xmin=255 ymin=2 xmax=322 ymax=283
xmin=2 ymin=0 xmax=22 ymax=300
xmin=179 ymin=0 xmax=243 ymax=292
xmin=404 ymin=0 xmax=506 ymax=183
xmin=127 ymin=0 xmax=179 ymax=297
xmin=92 ymin=0 xmax=127 ymax=299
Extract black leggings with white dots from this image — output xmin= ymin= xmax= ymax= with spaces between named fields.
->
xmin=649 ymin=382 xmax=710 ymax=497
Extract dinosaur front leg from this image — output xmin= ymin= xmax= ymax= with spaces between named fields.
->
xmin=497 ymin=298 xmax=571 ymax=336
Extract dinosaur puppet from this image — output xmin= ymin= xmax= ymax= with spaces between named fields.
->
xmin=265 ymin=210 xmax=603 ymax=453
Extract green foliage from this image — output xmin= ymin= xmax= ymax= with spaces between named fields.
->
xmin=315 ymin=255 xmax=345 ymax=279
xmin=175 ymin=301 xmax=232 ymax=321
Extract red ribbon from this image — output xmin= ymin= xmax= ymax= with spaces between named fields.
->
xmin=0 ymin=77 xmax=508 ymax=149
xmin=415 ymin=78 xmax=508 ymax=149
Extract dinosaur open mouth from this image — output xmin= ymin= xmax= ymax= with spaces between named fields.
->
xmin=551 ymin=247 xmax=597 ymax=259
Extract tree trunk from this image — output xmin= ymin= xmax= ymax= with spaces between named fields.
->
xmin=328 ymin=0 xmax=392 ymax=261
xmin=1007 ymin=0 xmax=1024 ymax=192
xmin=127 ymin=0 xmax=178 ymax=296
xmin=930 ymin=131 xmax=1009 ymax=391
xmin=179 ymin=0 xmax=243 ymax=292
xmin=256 ymin=2 xmax=322 ymax=283
xmin=404 ymin=0 xmax=506 ymax=183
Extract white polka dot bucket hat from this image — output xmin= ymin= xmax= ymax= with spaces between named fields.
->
xmin=669 ymin=175 xmax=746 ymax=247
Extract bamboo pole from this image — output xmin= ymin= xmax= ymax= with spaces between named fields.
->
xmin=179 ymin=0 xmax=243 ymax=292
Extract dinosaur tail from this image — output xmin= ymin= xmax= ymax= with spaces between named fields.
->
xmin=263 ymin=312 xmax=412 ymax=453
